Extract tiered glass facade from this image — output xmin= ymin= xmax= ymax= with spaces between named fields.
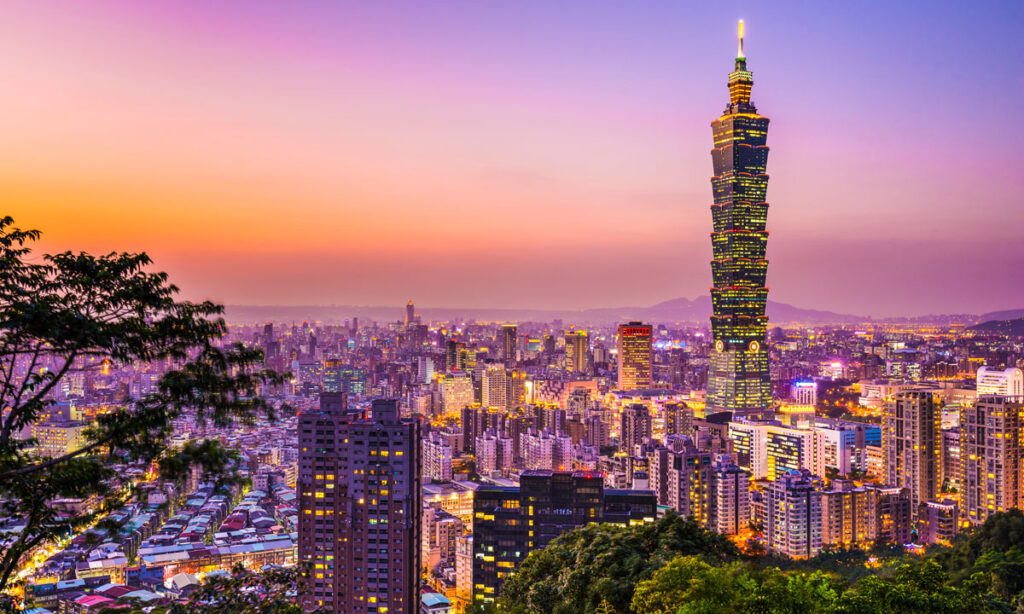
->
xmin=707 ymin=24 xmax=773 ymax=417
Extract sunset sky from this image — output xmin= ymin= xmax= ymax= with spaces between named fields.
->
xmin=4 ymin=1 xmax=1022 ymax=317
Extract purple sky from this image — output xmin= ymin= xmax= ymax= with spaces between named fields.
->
xmin=4 ymin=1 xmax=1023 ymax=316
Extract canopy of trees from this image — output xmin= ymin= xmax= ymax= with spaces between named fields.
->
xmin=494 ymin=511 xmax=1024 ymax=613
xmin=0 ymin=217 xmax=283 ymax=594
xmin=496 ymin=514 xmax=739 ymax=614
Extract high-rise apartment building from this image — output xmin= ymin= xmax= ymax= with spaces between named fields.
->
xmin=765 ymin=469 xmax=822 ymax=559
xmin=706 ymin=21 xmax=773 ymax=418
xmin=960 ymin=395 xmax=1023 ymax=525
xmin=882 ymin=391 xmax=941 ymax=519
xmin=617 ymin=322 xmax=652 ymax=391
xmin=424 ymin=431 xmax=453 ymax=482
xmin=663 ymin=402 xmax=692 ymax=437
xmin=564 ymin=330 xmax=589 ymax=374
xmin=481 ymin=365 xmax=508 ymax=411
xmin=620 ymin=404 xmax=653 ymax=454
xmin=471 ymin=471 xmax=656 ymax=603
xmin=664 ymin=436 xmax=713 ymax=525
xmin=298 ymin=396 xmax=422 ymax=614
xmin=710 ymin=455 xmax=751 ymax=535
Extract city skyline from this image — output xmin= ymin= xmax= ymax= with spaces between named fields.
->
xmin=5 ymin=1 xmax=1023 ymax=317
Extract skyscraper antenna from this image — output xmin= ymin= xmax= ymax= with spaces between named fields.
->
xmin=737 ymin=19 xmax=745 ymax=58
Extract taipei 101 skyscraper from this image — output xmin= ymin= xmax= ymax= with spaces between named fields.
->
xmin=706 ymin=21 xmax=773 ymax=418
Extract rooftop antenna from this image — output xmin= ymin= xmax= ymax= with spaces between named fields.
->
xmin=737 ymin=19 xmax=745 ymax=58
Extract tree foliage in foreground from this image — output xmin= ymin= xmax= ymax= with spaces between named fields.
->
xmin=631 ymin=556 xmax=989 ymax=614
xmin=497 ymin=513 xmax=740 ymax=614
xmin=0 ymin=216 xmax=283 ymax=593
xmin=496 ymin=512 xmax=1024 ymax=613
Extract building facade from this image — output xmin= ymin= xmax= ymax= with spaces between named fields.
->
xmin=766 ymin=469 xmax=822 ymax=559
xmin=298 ymin=395 xmax=423 ymax=614
xmin=882 ymin=391 xmax=941 ymax=519
xmin=617 ymin=322 xmax=653 ymax=391
xmin=960 ymin=395 xmax=1023 ymax=525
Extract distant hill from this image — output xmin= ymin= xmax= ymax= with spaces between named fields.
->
xmin=979 ymin=309 xmax=1024 ymax=322
xmin=224 ymin=296 xmax=865 ymax=326
xmin=969 ymin=318 xmax=1024 ymax=336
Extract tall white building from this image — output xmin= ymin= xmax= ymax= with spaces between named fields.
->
xmin=791 ymin=381 xmax=817 ymax=405
xmin=424 ymin=431 xmax=453 ymax=481
xmin=728 ymin=421 xmax=825 ymax=481
xmin=475 ymin=431 xmax=514 ymax=477
xmin=976 ymin=367 xmax=1024 ymax=397
xmin=441 ymin=372 xmax=474 ymax=413
xmin=711 ymin=455 xmax=751 ymax=535
xmin=520 ymin=430 xmax=572 ymax=471
xmin=482 ymin=365 xmax=509 ymax=411
xmin=960 ymin=395 xmax=1024 ymax=525
xmin=766 ymin=469 xmax=823 ymax=559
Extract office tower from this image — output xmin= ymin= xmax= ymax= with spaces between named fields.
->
xmin=883 ymin=391 xmax=941 ymax=518
xmin=960 ymin=395 xmax=1023 ymax=525
xmin=471 ymin=471 xmax=656 ymax=603
xmin=791 ymin=381 xmax=817 ymax=406
xmin=726 ymin=421 xmax=769 ymax=476
xmin=298 ymin=397 xmax=422 ymax=614
xmin=706 ymin=21 xmax=772 ymax=418
xmin=976 ymin=367 xmax=1024 ymax=396
xmin=564 ymin=330 xmax=589 ymax=373
xmin=424 ymin=431 xmax=454 ymax=482
xmin=498 ymin=324 xmax=518 ymax=364
xmin=813 ymin=419 xmax=881 ymax=477
xmin=617 ymin=322 xmax=652 ymax=391
xmin=727 ymin=421 xmax=822 ymax=481
xmin=323 ymin=360 xmax=366 ymax=396
xmin=766 ymin=469 xmax=822 ymax=559
xmin=620 ymin=404 xmax=652 ymax=453
xmin=406 ymin=300 xmax=415 ymax=326
xmin=710 ymin=455 xmax=751 ymax=535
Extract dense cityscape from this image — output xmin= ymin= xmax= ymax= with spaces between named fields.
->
xmin=4 ymin=5 xmax=1024 ymax=614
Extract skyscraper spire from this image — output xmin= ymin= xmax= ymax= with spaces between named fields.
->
xmin=737 ymin=19 xmax=745 ymax=59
